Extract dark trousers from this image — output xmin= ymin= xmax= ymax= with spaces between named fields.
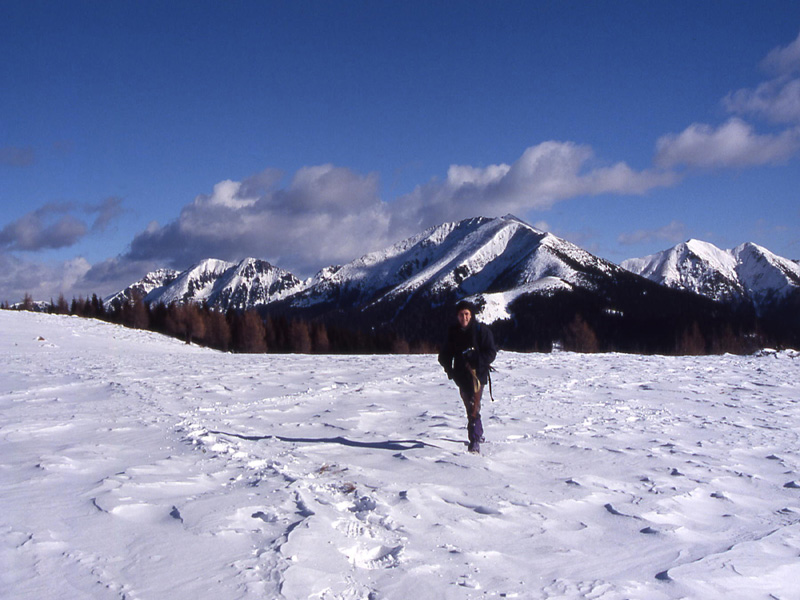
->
xmin=459 ymin=384 xmax=484 ymax=444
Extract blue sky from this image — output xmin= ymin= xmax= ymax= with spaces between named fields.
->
xmin=2 ymin=1 xmax=799 ymax=301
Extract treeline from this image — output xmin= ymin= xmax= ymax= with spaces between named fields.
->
xmin=488 ymin=283 xmax=774 ymax=355
xmin=5 ymin=282 xmax=797 ymax=355
xmin=5 ymin=293 xmax=434 ymax=354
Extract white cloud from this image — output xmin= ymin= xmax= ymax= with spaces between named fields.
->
xmin=124 ymin=164 xmax=392 ymax=275
xmin=0 ymin=254 xmax=92 ymax=303
xmin=761 ymin=30 xmax=800 ymax=76
xmin=446 ymin=163 xmax=511 ymax=188
xmin=99 ymin=142 xmax=677 ymax=283
xmin=0 ymin=200 xmax=126 ymax=252
xmin=723 ymin=30 xmax=800 ymax=126
xmin=393 ymin=141 xmax=676 ymax=233
xmin=654 ymin=118 xmax=799 ymax=168
xmin=0 ymin=203 xmax=88 ymax=251
xmin=663 ymin=30 xmax=800 ymax=171
xmin=617 ymin=220 xmax=687 ymax=246
xmin=724 ymin=78 xmax=800 ymax=125
xmin=195 ymin=179 xmax=258 ymax=209
xmin=532 ymin=220 xmax=550 ymax=232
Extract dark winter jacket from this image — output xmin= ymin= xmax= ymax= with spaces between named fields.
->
xmin=438 ymin=320 xmax=497 ymax=391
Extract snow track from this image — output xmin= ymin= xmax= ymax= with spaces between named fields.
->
xmin=2 ymin=311 xmax=800 ymax=599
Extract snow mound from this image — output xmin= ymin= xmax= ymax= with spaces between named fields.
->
xmin=3 ymin=310 xmax=800 ymax=599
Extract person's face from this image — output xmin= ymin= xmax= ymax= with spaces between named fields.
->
xmin=457 ymin=309 xmax=472 ymax=329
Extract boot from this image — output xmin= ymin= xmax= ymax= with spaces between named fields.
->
xmin=467 ymin=416 xmax=484 ymax=453
xmin=468 ymin=416 xmax=484 ymax=442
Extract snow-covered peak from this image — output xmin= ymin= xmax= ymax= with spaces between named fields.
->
xmin=623 ymin=239 xmax=799 ymax=305
xmin=289 ymin=217 xmax=499 ymax=307
xmin=212 ymin=258 xmax=304 ymax=311
xmin=286 ymin=215 xmax=626 ymax=321
xmin=110 ymin=215 xmax=614 ymax=318
xmin=149 ymin=258 xmax=236 ymax=305
xmin=733 ymin=242 xmax=800 ymax=298
xmin=106 ymin=258 xmax=304 ymax=311
xmin=105 ymin=268 xmax=180 ymax=307
xmin=684 ymin=239 xmax=739 ymax=272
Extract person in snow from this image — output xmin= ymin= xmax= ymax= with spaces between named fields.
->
xmin=438 ymin=300 xmax=497 ymax=453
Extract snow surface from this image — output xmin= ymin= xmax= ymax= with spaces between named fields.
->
xmin=477 ymin=277 xmax=573 ymax=324
xmin=2 ymin=311 xmax=800 ymax=600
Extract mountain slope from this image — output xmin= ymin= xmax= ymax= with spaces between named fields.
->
xmin=105 ymin=268 xmax=180 ymax=308
xmin=622 ymin=240 xmax=800 ymax=306
xmin=110 ymin=258 xmax=304 ymax=312
xmin=284 ymin=214 xmax=627 ymax=318
xmin=734 ymin=242 xmax=800 ymax=302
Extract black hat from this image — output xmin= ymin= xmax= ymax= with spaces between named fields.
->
xmin=455 ymin=300 xmax=477 ymax=314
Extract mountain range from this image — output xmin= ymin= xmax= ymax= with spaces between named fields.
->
xmin=106 ymin=258 xmax=303 ymax=312
xmin=107 ymin=215 xmax=800 ymax=351
xmin=621 ymin=239 xmax=800 ymax=309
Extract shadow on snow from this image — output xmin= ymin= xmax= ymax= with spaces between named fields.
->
xmin=207 ymin=429 xmax=438 ymax=452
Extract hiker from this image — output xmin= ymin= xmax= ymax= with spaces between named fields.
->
xmin=438 ymin=300 xmax=497 ymax=453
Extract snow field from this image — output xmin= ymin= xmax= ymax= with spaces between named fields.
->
xmin=2 ymin=311 xmax=800 ymax=599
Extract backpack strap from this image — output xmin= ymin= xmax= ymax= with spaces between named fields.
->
xmin=476 ymin=321 xmax=496 ymax=402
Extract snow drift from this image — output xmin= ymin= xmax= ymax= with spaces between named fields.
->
xmin=2 ymin=310 xmax=800 ymax=599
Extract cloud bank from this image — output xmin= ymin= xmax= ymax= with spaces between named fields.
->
xmin=0 ymin=253 xmax=92 ymax=302
xmin=394 ymin=142 xmax=677 ymax=233
xmin=655 ymin=118 xmax=799 ymax=169
xmin=96 ymin=141 xmax=675 ymax=286
xmin=1 ymin=203 xmax=87 ymax=252
xmin=121 ymin=165 xmax=390 ymax=273
xmin=0 ymin=198 xmax=124 ymax=252
xmin=0 ymin=199 xmax=125 ymax=301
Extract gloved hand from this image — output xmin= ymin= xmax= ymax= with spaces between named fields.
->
xmin=462 ymin=347 xmax=477 ymax=366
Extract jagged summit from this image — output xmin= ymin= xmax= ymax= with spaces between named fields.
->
xmin=150 ymin=258 xmax=236 ymax=306
xmin=105 ymin=268 xmax=180 ymax=308
xmin=621 ymin=240 xmax=741 ymax=302
xmin=109 ymin=257 xmax=303 ymax=312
